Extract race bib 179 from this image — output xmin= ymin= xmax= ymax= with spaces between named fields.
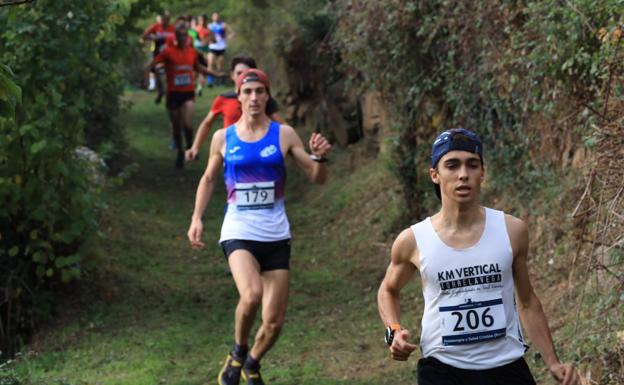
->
xmin=439 ymin=291 xmax=507 ymax=346
xmin=235 ymin=181 xmax=275 ymax=210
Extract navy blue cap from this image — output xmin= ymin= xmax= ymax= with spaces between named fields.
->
xmin=431 ymin=128 xmax=483 ymax=168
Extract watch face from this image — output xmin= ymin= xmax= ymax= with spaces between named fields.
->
xmin=384 ymin=326 xmax=394 ymax=346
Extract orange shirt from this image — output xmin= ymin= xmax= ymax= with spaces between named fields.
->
xmin=195 ymin=26 xmax=212 ymax=44
xmin=154 ymin=44 xmax=199 ymax=93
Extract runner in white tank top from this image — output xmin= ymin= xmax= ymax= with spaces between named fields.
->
xmin=377 ymin=128 xmax=580 ymax=385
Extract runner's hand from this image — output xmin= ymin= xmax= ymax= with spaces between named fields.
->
xmin=188 ymin=218 xmax=205 ymax=249
xmin=389 ymin=329 xmax=418 ymax=361
xmin=186 ymin=148 xmax=198 ymax=161
xmin=550 ymin=362 xmax=580 ymax=385
xmin=309 ymin=132 xmax=331 ymax=158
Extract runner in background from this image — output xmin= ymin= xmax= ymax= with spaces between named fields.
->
xmin=207 ymin=12 xmax=232 ymax=87
xmin=142 ymin=11 xmax=174 ymax=104
xmin=147 ymin=20 xmax=222 ymax=168
xmin=188 ymin=16 xmax=199 ymax=42
xmin=165 ymin=16 xmax=195 ymax=49
xmin=193 ymin=14 xmax=213 ymax=96
xmin=162 ymin=16 xmax=199 ymax=151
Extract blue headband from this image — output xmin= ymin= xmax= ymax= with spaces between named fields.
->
xmin=431 ymin=128 xmax=483 ymax=168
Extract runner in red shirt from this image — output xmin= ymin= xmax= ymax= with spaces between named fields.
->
xmin=143 ymin=13 xmax=175 ymax=56
xmin=193 ymin=14 xmax=213 ymax=96
xmin=148 ymin=20 xmax=222 ymax=168
xmin=165 ymin=16 xmax=194 ymax=47
xmin=185 ymin=56 xmax=284 ymax=161
xmin=142 ymin=11 xmax=174 ymax=104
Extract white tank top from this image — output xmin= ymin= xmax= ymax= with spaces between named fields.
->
xmin=412 ymin=207 xmax=527 ymax=369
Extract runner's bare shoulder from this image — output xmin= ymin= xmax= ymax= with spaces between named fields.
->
xmin=504 ymin=214 xmax=528 ymax=258
xmin=392 ymin=228 xmax=420 ymax=269
xmin=212 ymin=128 xmax=227 ymax=154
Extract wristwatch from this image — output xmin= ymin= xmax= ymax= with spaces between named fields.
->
xmin=309 ymin=154 xmax=328 ymax=163
xmin=384 ymin=323 xmax=401 ymax=346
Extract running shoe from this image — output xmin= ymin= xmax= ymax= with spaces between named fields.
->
xmin=155 ymin=91 xmax=164 ymax=104
xmin=218 ymin=353 xmax=244 ymax=385
xmin=175 ymin=152 xmax=184 ymax=169
xmin=242 ymin=364 xmax=265 ymax=385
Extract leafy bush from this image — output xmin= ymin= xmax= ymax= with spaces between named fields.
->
xmin=329 ymin=1 xmax=623 ymax=382
xmin=0 ymin=0 xmax=158 ymax=358
xmin=331 ymin=0 xmax=622 ymax=217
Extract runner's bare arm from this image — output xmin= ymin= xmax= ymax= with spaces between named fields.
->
xmin=187 ymin=110 xmax=217 ymax=160
xmin=378 ymin=229 xmax=418 ymax=327
xmin=146 ymin=49 xmax=166 ymax=71
xmin=283 ymin=125 xmax=331 ymax=184
xmin=194 ymin=61 xmax=224 ymax=78
xmin=224 ymin=23 xmax=234 ymax=40
xmin=378 ymin=228 xmax=419 ymax=361
xmin=509 ymin=215 xmax=579 ymax=385
xmin=188 ymin=129 xmax=225 ymax=249
xmin=142 ymin=26 xmax=155 ymax=41
xmin=146 ymin=58 xmax=158 ymax=71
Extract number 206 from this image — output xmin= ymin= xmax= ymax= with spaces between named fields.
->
xmin=451 ymin=307 xmax=494 ymax=331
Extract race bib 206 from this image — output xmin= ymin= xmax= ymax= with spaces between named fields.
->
xmin=439 ymin=291 xmax=507 ymax=346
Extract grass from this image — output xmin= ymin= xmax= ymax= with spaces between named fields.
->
xmin=1 ymin=85 xmax=614 ymax=385
xmin=1 ymin=86 xmax=422 ymax=384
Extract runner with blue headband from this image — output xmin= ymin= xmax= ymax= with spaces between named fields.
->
xmin=377 ymin=128 xmax=580 ymax=385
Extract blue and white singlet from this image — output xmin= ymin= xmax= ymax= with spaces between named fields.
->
xmin=209 ymin=21 xmax=227 ymax=51
xmin=219 ymin=121 xmax=290 ymax=242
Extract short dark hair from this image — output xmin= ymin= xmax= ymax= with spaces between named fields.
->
xmin=230 ymin=56 xmax=257 ymax=72
xmin=432 ymin=133 xmax=484 ymax=201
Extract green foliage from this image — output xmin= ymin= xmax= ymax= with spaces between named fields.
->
xmin=332 ymin=0 xmax=623 ymax=216
xmin=1 ymin=0 xmax=160 ymax=158
xmin=328 ymin=1 xmax=624 ymax=381
xmin=0 ymin=65 xmax=21 ymax=119
xmin=0 ymin=88 xmax=414 ymax=385
xmin=0 ymin=0 xmax=158 ymax=358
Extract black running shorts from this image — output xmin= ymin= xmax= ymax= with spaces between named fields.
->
xmin=209 ymin=48 xmax=226 ymax=56
xmin=166 ymin=91 xmax=195 ymax=110
xmin=220 ymin=239 xmax=291 ymax=271
xmin=417 ymin=357 xmax=536 ymax=385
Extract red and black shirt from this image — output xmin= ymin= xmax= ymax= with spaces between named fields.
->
xmin=154 ymin=44 xmax=199 ymax=93
xmin=144 ymin=22 xmax=175 ymax=55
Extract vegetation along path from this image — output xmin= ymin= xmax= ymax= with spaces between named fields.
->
xmin=5 ymin=87 xmax=422 ymax=385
